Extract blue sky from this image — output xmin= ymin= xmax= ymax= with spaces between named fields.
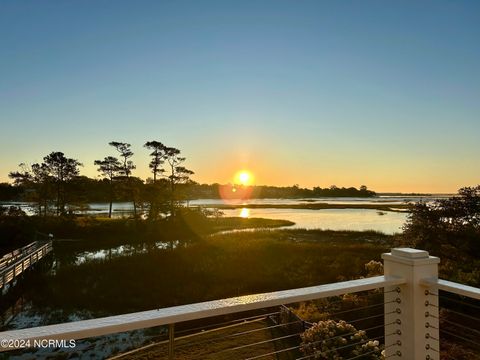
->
xmin=1 ymin=1 xmax=479 ymax=192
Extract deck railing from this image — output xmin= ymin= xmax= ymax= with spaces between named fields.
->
xmin=1 ymin=247 xmax=479 ymax=359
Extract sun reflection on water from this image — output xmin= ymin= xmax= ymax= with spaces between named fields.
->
xmin=240 ymin=208 xmax=250 ymax=218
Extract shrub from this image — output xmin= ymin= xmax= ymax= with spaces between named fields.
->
xmin=300 ymin=319 xmax=383 ymax=359
xmin=403 ymin=186 xmax=480 ymax=257
xmin=365 ymin=260 xmax=383 ymax=277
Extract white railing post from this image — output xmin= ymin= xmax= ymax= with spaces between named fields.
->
xmin=383 ymin=248 xmax=440 ymax=359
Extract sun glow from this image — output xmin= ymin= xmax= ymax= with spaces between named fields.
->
xmin=218 ymin=170 xmax=255 ymax=200
xmin=236 ymin=170 xmax=253 ymax=186
xmin=240 ymin=208 xmax=250 ymax=218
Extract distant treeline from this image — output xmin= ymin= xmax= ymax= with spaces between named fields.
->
xmin=195 ymin=183 xmax=376 ymax=199
xmin=1 ymin=143 xmax=377 ymax=218
xmin=0 ymin=180 xmax=375 ymax=203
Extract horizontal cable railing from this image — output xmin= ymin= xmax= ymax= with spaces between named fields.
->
xmin=422 ymin=278 xmax=480 ymax=358
xmin=421 ymin=278 xmax=480 ymax=300
xmin=0 ymin=275 xmax=405 ymax=355
xmin=2 ymin=247 xmax=480 ymax=360
xmin=110 ymin=287 xmax=397 ymax=359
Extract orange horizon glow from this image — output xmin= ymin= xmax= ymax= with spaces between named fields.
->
xmin=0 ymin=152 xmax=474 ymax=194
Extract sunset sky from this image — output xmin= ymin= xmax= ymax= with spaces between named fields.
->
xmin=1 ymin=1 xmax=479 ymax=193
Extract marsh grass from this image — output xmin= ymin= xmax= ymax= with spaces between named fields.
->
xmin=0 ymin=215 xmax=293 ymax=255
xmin=23 ymin=229 xmax=393 ymax=317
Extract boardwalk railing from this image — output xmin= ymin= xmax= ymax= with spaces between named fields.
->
xmin=0 ymin=240 xmax=53 ymax=289
xmin=0 ymin=242 xmax=38 ymax=271
xmin=1 ymin=247 xmax=479 ymax=359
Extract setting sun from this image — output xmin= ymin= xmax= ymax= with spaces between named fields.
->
xmin=236 ymin=171 xmax=253 ymax=186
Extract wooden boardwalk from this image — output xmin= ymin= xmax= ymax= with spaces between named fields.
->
xmin=0 ymin=240 xmax=53 ymax=289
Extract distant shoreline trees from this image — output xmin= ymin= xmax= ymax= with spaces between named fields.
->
xmin=192 ymin=183 xmax=376 ymax=200
xmin=1 ymin=180 xmax=376 ymax=204
xmin=9 ymin=152 xmax=82 ymax=216
xmin=108 ymin=142 xmax=137 ymax=218
xmin=163 ymin=146 xmax=195 ymax=217
xmin=144 ymin=141 xmax=166 ymax=220
xmin=1 ymin=141 xmax=378 ymax=217
xmin=94 ymin=156 xmax=122 ymax=218
xmin=4 ymin=141 xmax=198 ymax=219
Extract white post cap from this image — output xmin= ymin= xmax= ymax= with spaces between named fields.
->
xmin=382 ymin=247 xmax=440 ymax=265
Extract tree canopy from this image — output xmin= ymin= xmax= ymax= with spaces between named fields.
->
xmin=9 ymin=152 xmax=82 ymax=215
xmin=403 ymin=186 xmax=480 ymax=256
xmin=403 ymin=186 xmax=480 ymax=286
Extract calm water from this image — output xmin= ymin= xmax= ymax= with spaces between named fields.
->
xmin=220 ymin=208 xmax=407 ymax=234
xmin=1 ymin=196 xmax=429 ymax=234
xmin=189 ymin=196 xmax=440 ymax=235
xmin=189 ymin=195 xmax=448 ymax=206
xmin=0 ymin=195 xmax=448 ymax=216
xmin=98 ymin=197 xmax=414 ymax=233
xmin=74 ymin=240 xmax=179 ymax=265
